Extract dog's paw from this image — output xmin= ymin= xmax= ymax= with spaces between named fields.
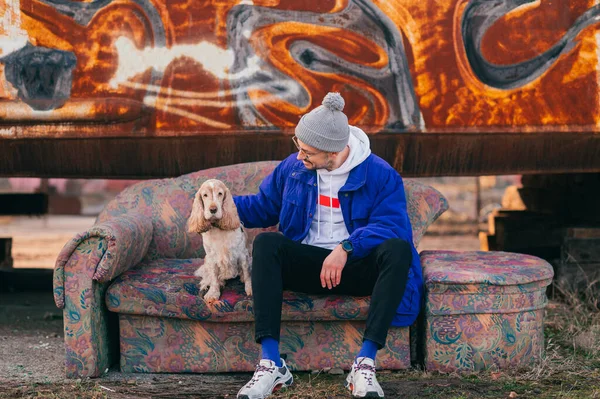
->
xmin=200 ymin=281 xmax=209 ymax=290
xmin=203 ymin=288 xmax=221 ymax=303
xmin=199 ymin=280 xmax=209 ymax=291
xmin=244 ymin=283 xmax=253 ymax=297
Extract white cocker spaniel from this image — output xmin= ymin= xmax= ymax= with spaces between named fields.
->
xmin=186 ymin=179 xmax=252 ymax=302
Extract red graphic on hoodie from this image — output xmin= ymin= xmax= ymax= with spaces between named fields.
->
xmin=318 ymin=195 xmax=340 ymax=208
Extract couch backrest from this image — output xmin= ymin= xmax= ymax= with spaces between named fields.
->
xmin=98 ymin=161 xmax=448 ymax=259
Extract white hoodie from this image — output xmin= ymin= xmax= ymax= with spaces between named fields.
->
xmin=302 ymin=126 xmax=371 ymax=250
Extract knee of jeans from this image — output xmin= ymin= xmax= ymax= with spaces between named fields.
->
xmin=377 ymin=238 xmax=412 ymax=264
xmin=252 ymin=232 xmax=284 ymax=250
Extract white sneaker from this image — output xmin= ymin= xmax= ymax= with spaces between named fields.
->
xmin=237 ymin=358 xmax=293 ymax=399
xmin=345 ymin=357 xmax=384 ymax=398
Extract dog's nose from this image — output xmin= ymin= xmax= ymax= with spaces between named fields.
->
xmin=209 ymin=207 xmax=217 ymax=214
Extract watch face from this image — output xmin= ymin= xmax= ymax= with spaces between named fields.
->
xmin=342 ymin=241 xmax=353 ymax=252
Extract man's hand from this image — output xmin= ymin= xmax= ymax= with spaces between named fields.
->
xmin=321 ymin=244 xmax=348 ymax=289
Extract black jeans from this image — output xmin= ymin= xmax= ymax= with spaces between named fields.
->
xmin=251 ymin=232 xmax=412 ymax=349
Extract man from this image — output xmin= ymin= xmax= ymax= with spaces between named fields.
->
xmin=233 ymin=92 xmax=422 ymax=399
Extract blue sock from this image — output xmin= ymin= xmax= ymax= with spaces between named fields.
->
xmin=357 ymin=339 xmax=378 ymax=361
xmin=260 ymin=337 xmax=282 ymax=367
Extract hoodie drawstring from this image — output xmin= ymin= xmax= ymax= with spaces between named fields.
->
xmin=315 ymin=175 xmax=336 ymax=239
xmin=330 ymin=176 xmax=333 ymax=239
xmin=317 ymin=176 xmax=321 ymax=239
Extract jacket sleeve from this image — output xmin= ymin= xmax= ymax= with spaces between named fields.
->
xmin=233 ymin=161 xmax=285 ymax=229
xmin=347 ymin=170 xmax=414 ymax=259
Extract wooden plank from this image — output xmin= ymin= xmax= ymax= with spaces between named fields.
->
xmin=501 ymin=186 xmax=563 ymax=214
xmin=562 ymin=238 xmax=600 ymax=264
xmin=491 ymin=211 xmax=562 ymax=250
xmin=478 ymin=232 xmax=496 ymax=251
xmin=0 ymin=268 xmax=53 ymax=291
xmin=0 ymin=194 xmax=48 ymax=215
xmin=497 ymin=227 xmax=564 ymax=252
xmin=0 ymin=131 xmax=599 ymax=178
xmin=565 ymin=228 xmax=600 ymax=240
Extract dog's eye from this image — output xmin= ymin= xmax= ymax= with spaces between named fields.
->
xmin=203 ymin=194 xmax=208 ymax=198
xmin=218 ymin=192 xmax=223 ymax=196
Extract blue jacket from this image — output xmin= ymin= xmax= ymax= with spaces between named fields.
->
xmin=233 ymin=153 xmax=422 ymax=326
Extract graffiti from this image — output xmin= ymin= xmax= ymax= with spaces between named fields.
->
xmin=1 ymin=44 xmax=76 ymax=110
xmin=0 ymin=0 xmax=598 ymax=135
xmin=462 ymin=0 xmax=600 ymax=90
xmin=226 ymin=1 xmax=421 ymax=130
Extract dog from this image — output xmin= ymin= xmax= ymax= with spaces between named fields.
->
xmin=186 ymin=179 xmax=252 ymax=303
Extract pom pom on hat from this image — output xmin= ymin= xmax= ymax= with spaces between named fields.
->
xmin=321 ymin=92 xmax=345 ymax=112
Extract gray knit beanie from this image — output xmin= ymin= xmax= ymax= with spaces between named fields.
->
xmin=295 ymin=92 xmax=349 ymax=152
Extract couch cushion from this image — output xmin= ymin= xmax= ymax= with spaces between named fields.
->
xmin=106 ymin=258 xmax=371 ymax=322
xmin=421 ymin=250 xmax=554 ymax=292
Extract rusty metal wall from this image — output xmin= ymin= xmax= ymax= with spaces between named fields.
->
xmin=0 ymin=0 xmax=599 ymax=176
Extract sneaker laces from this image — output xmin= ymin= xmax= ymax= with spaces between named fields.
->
xmin=246 ymin=364 xmax=274 ymax=388
xmin=356 ymin=362 xmax=376 ymax=386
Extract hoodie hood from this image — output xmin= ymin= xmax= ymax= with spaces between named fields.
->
xmin=317 ymin=125 xmax=371 ymax=178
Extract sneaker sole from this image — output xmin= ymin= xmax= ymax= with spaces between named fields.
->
xmin=237 ymin=376 xmax=293 ymax=399
xmin=345 ymin=382 xmax=383 ymax=398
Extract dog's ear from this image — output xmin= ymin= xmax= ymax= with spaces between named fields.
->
xmin=218 ymin=185 xmax=241 ymax=231
xmin=187 ymin=189 xmax=212 ymax=234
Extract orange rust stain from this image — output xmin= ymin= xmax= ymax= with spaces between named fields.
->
xmin=4 ymin=0 xmax=599 ymax=133
xmin=378 ymin=0 xmax=599 ymax=129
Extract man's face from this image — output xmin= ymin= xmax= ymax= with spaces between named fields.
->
xmin=293 ymin=136 xmax=333 ymax=170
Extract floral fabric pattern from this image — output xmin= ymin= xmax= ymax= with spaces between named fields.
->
xmin=404 ymin=182 xmax=448 ymax=247
xmin=425 ymin=311 xmax=545 ymax=372
xmin=421 ymin=250 xmax=554 ymax=289
xmin=52 ymin=161 xmax=448 ymax=377
xmin=60 ymin=237 xmax=118 ymax=378
xmin=107 ymin=259 xmax=372 ymax=322
xmin=98 ymin=162 xmax=280 ymax=260
xmin=53 ymin=214 xmax=153 ymax=308
xmin=420 ymin=251 xmax=552 ymax=373
xmin=99 ymin=161 xmax=447 ymax=256
xmin=118 ymin=315 xmax=410 ymax=373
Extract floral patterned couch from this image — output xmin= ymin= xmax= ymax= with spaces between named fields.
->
xmin=53 ymin=161 xmax=449 ymax=378
xmin=417 ymin=250 xmax=553 ymax=372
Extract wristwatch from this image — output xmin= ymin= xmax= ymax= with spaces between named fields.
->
xmin=340 ymin=239 xmax=353 ymax=255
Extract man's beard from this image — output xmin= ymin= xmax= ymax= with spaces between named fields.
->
xmin=303 ymin=156 xmax=333 ymax=171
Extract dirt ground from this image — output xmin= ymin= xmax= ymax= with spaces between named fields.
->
xmin=4 ymin=216 xmax=599 ymax=398
xmin=0 ymin=290 xmax=549 ymax=399
xmin=2 ymin=290 xmax=599 ymax=399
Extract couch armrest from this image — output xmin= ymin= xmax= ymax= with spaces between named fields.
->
xmin=52 ymin=214 xmax=152 ymax=378
xmin=53 ymin=213 xmax=153 ymax=308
